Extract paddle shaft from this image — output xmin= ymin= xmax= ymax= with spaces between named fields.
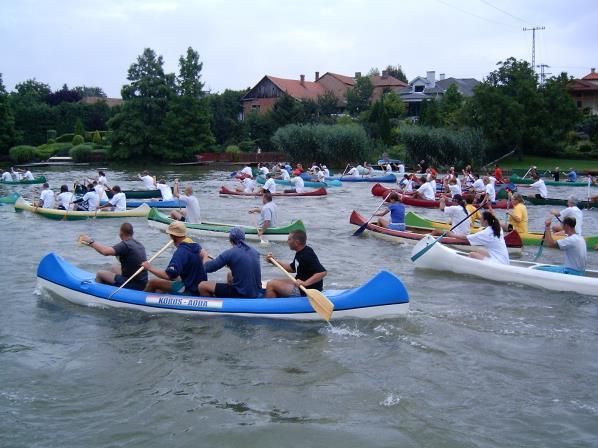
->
xmin=411 ymin=200 xmax=487 ymax=262
xmin=352 ymin=192 xmax=392 ymax=237
xmin=483 ymin=149 xmax=515 ymax=169
xmin=269 ymin=258 xmax=333 ymax=321
xmin=107 ymin=239 xmax=173 ymax=298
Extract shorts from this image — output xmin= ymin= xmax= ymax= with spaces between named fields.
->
xmin=171 ymin=280 xmax=186 ymax=294
xmin=533 ymin=265 xmax=585 ymax=276
xmin=535 ymin=194 xmax=544 ymax=199
xmin=289 ymin=285 xmax=302 ymax=297
xmin=114 ymin=274 xmax=147 ymax=291
xmin=389 ymin=223 xmax=406 ymax=231
xmin=214 ymin=283 xmax=247 ymax=298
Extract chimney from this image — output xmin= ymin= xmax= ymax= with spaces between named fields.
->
xmin=439 ymin=73 xmax=445 ymax=81
xmin=592 ymin=68 xmax=596 ymax=74
xmin=300 ymin=74 xmax=305 ymax=85
xmin=315 ymin=71 xmax=320 ymax=82
xmin=355 ymin=72 xmax=361 ymax=78
xmin=381 ymin=70 xmax=388 ymax=78
xmin=426 ymin=70 xmax=436 ymax=88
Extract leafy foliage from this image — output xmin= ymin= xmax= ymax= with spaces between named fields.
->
xmin=345 ymin=76 xmax=374 ymax=115
xmin=272 ymin=123 xmax=369 ymax=164
xmin=9 ymin=145 xmax=37 ymax=163
xmin=70 ymin=143 xmax=93 ymax=162
xmin=209 ymin=89 xmax=248 ymax=145
xmin=0 ymin=74 xmax=17 ymax=155
xmin=44 ymin=84 xmax=82 ymax=106
xmin=384 ymin=65 xmax=408 ymax=83
xmin=72 ymin=134 xmax=84 ymax=145
xmin=398 ymin=125 xmax=488 ymax=167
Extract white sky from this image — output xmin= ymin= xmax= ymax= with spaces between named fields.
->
xmin=1 ymin=0 xmax=597 ymax=97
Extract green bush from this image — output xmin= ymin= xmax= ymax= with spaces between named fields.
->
xmin=92 ymin=130 xmax=102 ymax=144
xmin=578 ymin=142 xmax=594 ymax=153
xmin=70 ymin=144 xmax=93 ymax=162
xmin=47 ymin=138 xmax=56 ymax=144
xmin=56 ymin=133 xmax=74 ymax=143
xmin=225 ymin=145 xmax=241 ymax=153
xmin=74 ymin=118 xmax=85 ymax=137
xmin=398 ymin=125 xmax=488 ymax=167
xmin=72 ymin=134 xmax=84 ymax=146
xmin=272 ymin=123 xmax=369 ymax=164
xmin=238 ymin=140 xmax=256 ymax=152
xmin=47 ymin=129 xmax=57 ymax=142
xmin=9 ymin=145 xmax=37 ymax=163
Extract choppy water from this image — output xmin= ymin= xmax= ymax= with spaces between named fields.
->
xmin=1 ymin=165 xmax=597 ymax=448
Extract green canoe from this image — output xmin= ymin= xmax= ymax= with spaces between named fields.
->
xmin=0 ymin=192 xmax=20 ymax=204
xmin=510 ymin=174 xmax=596 ymax=188
xmin=523 ymin=195 xmax=594 ymax=209
xmin=147 ymin=208 xmax=306 ymax=242
xmin=405 ymin=211 xmax=598 ymax=249
xmin=0 ymin=176 xmax=46 ymax=185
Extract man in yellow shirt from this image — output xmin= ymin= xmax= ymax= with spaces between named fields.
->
xmin=505 ymin=193 xmax=528 ymax=233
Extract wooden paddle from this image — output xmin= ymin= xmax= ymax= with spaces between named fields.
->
xmin=106 ymin=240 xmax=173 ymax=298
xmin=352 ymin=192 xmax=392 ymax=237
xmin=269 ymin=258 xmax=333 ymax=321
xmin=411 ymin=198 xmax=487 ymax=262
xmin=533 ymin=225 xmax=550 ymax=262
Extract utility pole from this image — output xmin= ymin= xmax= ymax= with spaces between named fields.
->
xmin=537 ymin=64 xmax=551 ymax=84
xmin=523 ymin=26 xmax=545 ymax=71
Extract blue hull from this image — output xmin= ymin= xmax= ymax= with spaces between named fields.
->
xmin=100 ymin=199 xmax=185 ymax=209
xmin=256 ymin=176 xmax=342 ymax=188
xmin=327 ymin=174 xmax=397 ymax=183
xmin=36 ymin=253 xmax=409 ymax=320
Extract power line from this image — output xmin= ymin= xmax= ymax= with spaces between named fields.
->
xmin=479 ymin=0 xmax=530 ymax=24
xmin=523 ymin=26 xmax=545 ymax=70
xmin=434 ymin=0 xmax=519 ymax=28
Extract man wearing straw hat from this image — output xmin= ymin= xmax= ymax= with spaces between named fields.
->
xmin=142 ymin=221 xmax=206 ymax=295
xmin=80 ymin=222 xmax=148 ymax=291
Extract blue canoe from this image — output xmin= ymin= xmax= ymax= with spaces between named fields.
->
xmin=326 ymin=173 xmax=397 ymax=183
xmin=37 ymin=253 xmax=409 ymax=320
xmin=0 ymin=192 xmax=20 ymax=205
xmin=100 ymin=199 xmax=185 ymax=209
xmin=256 ymin=175 xmax=342 ymax=188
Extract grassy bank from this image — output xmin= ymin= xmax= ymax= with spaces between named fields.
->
xmin=500 ymin=155 xmax=598 ymax=171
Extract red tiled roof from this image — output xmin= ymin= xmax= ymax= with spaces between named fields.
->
xmin=582 ymin=70 xmax=598 ymax=81
xmin=325 ymin=72 xmax=356 ymax=86
xmin=267 ymin=75 xmax=325 ymax=100
xmin=370 ymin=74 xmax=409 ymax=88
xmin=568 ymin=79 xmax=598 ymax=91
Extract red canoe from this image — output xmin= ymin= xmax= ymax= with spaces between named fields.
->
xmin=370 ymin=184 xmax=509 ymax=209
xmin=349 ymin=210 xmax=523 ymax=253
xmin=219 ymin=186 xmax=327 ymax=197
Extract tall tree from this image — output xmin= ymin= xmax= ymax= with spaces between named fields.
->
xmin=10 ymin=79 xmax=53 ymax=145
xmin=270 ymin=94 xmax=306 ymax=128
xmin=384 ymin=65 xmax=408 ymax=83
xmin=44 ymin=84 xmax=82 ymax=106
xmin=73 ymin=85 xmax=107 ymax=98
xmin=0 ymin=74 xmax=17 ymax=154
xmin=317 ymin=90 xmax=339 ymax=117
xmin=209 ymin=89 xmax=248 ymax=145
xmin=109 ymin=48 xmax=176 ymax=159
xmin=345 ymin=76 xmax=374 ymax=115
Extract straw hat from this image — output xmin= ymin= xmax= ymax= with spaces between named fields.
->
xmin=166 ymin=221 xmax=187 ymax=237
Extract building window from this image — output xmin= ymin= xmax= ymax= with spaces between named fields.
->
xmin=415 ymin=85 xmax=424 ymax=92
xmin=252 ymin=105 xmax=261 ymax=112
xmin=577 ymin=100 xmax=582 ymax=108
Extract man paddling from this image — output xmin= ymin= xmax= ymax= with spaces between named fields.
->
xmin=38 ymin=183 xmax=55 ymax=208
xmin=551 ymin=197 xmax=583 ymax=235
xmin=171 ymin=179 xmax=201 ymax=223
xmin=264 ymin=230 xmax=327 ymax=298
xmin=80 ymin=222 xmax=148 ymax=290
xmin=98 ymin=185 xmax=127 ymax=212
xmin=143 ymin=221 xmax=207 ymax=295
xmin=138 ymin=170 xmax=155 ymax=190
xmin=540 ymin=216 xmax=587 ymax=276
xmin=249 ymin=191 xmax=278 ymax=239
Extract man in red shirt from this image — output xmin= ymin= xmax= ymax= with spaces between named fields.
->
xmin=494 ymin=165 xmax=503 ymax=182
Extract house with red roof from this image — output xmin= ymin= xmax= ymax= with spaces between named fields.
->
xmin=567 ymin=68 xmax=598 ymax=115
xmin=240 ymin=71 xmax=408 ymax=118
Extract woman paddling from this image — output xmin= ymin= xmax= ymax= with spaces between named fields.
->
xmin=374 ymin=192 xmax=406 ymax=230
xmin=443 ymin=210 xmax=510 ymax=264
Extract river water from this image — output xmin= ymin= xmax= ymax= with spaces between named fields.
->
xmin=1 ymin=166 xmax=597 ymax=448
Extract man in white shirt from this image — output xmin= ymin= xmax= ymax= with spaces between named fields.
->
xmin=258 ymin=163 xmax=269 ymax=176
xmin=237 ymin=176 xmax=254 ymax=193
xmin=346 ymin=166 xmax=359 ymax=177
xmin=528 ymin=175 xmax=548 ymax=199
xmin=156 ymin=179 xmax=173 ymax=201
xmin=98 ymin=186 xmax=127 ymax=212
xmin=551 ymin=197 xmax=583 ymax=235
xmin=384 ymin=163 xmax=392 ymax=174
xmin=1 ymin=170 xmax=12 ymax=181
xmin=322 ymin=165 xmax=330 ymax=177
xmin=23 ymin=170 xmax=35 ymax=181
xmin=250 ymin=192 xmax=279 ymax=239
xmin=38 ymin=183 xmax=55 ymax=208
xmin=314 ymin=168 xmax=326 ymax=182
xmin=261 ymin=173 xmax=277 ymax=194
xmin=94 ymin=182 xmax=109 ymax=202
xmin=240 ymin=164 xmax=253 ymax=177
xmin=171 ymin=179 xmax=201 ymax=223
xmin=472 ymin=175 xmax=485 ymax=194
xmin=542 ymin=216 xmax=587 ymax=275
xmin=287 ymin=175 xmax=305 ymax=193
xmin=56 ymin=185 xmax=75 ymax=210
xmin=415 ymin=176 xmax=435 ymax=201
xmin=280 ymin=168 xmax=291 ymax=181
xmin=397 ymin=163 xmax=405 ymax=174
xmin=11 ymin=168 xmax=22 ymax=181
xmin=138 ymin=171 xmax=155 ymax=190
xmin=76 ymin=183 xmax=99 ymax=211
xmin=97 ymin=171 xmax=107 ymax=186
xmin=483 ymin=176 xmax=496 ymax=203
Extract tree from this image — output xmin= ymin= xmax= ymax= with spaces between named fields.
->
xmin=270 ymin=94 xmax=306 ymax=128
xmin=0 ymin=74 xmax=17 ymax=154
xmin=10 ymin=81 xmax=54 ymax=145
xmin=209 ymin=89 xmax=248 ymax=145
xmin=45 ymin=84 xmax=82 ymax=106
xmin=366 ymin=99 xmax=392 ymax=144
xmin=539 ymin=73 xmax=581 ymax=145
xmin=345 ymin=76 xmax=374 ymax=115
xmin=317 ymin=90 xmax=339 ymax=117
xmin=383 ymin=91 xmax=406 ymax=120
xmin=384 ymin=65 xmax=408 ymax=83
xmin=74 ymin=118 xmax=85 ymax=136
xmin=73 ymin=86 xmax=107 ymax=98
xmin=109 ymin=48 xmax=176 ymax=159
xmin=14 ymin=79 xmax=51 ymax=101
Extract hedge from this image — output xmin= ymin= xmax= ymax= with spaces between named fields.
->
xmin=70 ymin=144 xmax=93 ymax=162
xmin=9 ymin=145 xmax=37 ymax=163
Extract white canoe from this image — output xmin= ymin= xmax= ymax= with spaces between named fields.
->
xmin=411 ymin=235 xmax=598 ymax=297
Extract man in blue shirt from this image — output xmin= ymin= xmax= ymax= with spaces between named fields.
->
xmin=142 ymin=221 xmax=206 ymax=295
xmin=199 ymin=228 xmax=262 ymax=298
xmin=567 ymin=168 xmax=577 ymax=182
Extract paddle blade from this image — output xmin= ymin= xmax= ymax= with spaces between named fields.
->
xmin=305 ymin=289 xmax=334 ymax=321
xmin=352 ymin=221 xmax=370 ymax=237
xmin=410 ymin=234 xmax=445 ymax=262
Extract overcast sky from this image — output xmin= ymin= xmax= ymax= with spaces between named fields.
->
xmin=1 ymin=0 xmax=596 ymax=97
